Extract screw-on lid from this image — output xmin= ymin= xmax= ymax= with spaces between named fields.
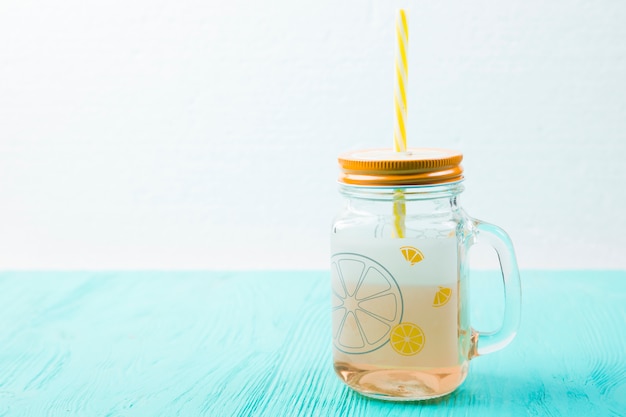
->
xmin=338 ymin=148 xmax=464 ymax=186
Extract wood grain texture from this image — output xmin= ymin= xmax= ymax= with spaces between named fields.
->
xmin=0 ymin=271 xmax=624 ymax=416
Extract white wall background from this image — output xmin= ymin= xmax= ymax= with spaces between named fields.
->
xmin=1 ymin=0 xmax=625 ymax=270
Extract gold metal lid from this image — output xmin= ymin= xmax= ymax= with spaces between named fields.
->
xmin=338 ymin=148 xmax=464 ymax=186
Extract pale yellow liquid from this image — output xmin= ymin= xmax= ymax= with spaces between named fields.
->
xmin=331 ymin=236 xmax=471 ymax=400
xmin=334 ymin=361 xmax=468 ymax=401
xmin=332 ymin=283 xmax=472 ymax=400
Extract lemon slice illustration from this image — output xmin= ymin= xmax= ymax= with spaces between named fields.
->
xmin=400 ymin=246 xmax=424 ymax=266
xmin=331 ymin=253 xmax=403 ymax=354
xmin=433 ymin=286 xmax=452 ymax=307
xmin=390 ymin=322 xmax=425 ymax=356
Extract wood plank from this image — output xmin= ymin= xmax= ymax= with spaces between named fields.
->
xmin=0 ymin=271 xmax=624 ymax=416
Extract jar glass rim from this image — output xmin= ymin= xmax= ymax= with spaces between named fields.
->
xmin=338 ymin=180 xmax=465 ymax=201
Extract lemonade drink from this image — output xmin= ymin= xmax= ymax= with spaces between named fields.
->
xmin=331 ymin=234 xmax=471 ymax=399
xmin=330 ymin=147 xmax=521 ymax=400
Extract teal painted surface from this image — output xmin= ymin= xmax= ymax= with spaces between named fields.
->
xmin=0 ymin=271 xmax=624 ymax=416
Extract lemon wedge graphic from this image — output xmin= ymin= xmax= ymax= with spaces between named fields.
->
xmin=400 ymin=246 xmax=424 ymax=266
xmin=432 ymin=286 xmax=452 ymax=308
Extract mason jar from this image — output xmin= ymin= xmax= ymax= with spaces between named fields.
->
xmin=330 ymin=148 xmax=521 ymax=400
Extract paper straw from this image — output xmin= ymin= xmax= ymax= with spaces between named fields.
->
xmin=393 ymin=9 xmax=408 ymax=153
xmin=393 ymin=189 xmax=406 ymax=238
xmin=393 ymin=9 xmax=408 ymax=238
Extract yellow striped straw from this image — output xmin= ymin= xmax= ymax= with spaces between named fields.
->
xmin=393 ymin=9 xmax=408 ymax=238
xmin=392 ymin=189 xmax=406 ymax=239
xmin=393 ymin=9 xmax=408 ymax=153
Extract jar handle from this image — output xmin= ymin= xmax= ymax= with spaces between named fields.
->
xmin=469 ymin=220 xmax=522 ymax=357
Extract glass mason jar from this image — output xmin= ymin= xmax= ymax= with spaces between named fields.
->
xmin=330 ymin=148 xmax=521 ymax=401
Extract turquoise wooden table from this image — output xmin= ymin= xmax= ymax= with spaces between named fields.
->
xmin=0 ymin=271 xmax=624 ymax=416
